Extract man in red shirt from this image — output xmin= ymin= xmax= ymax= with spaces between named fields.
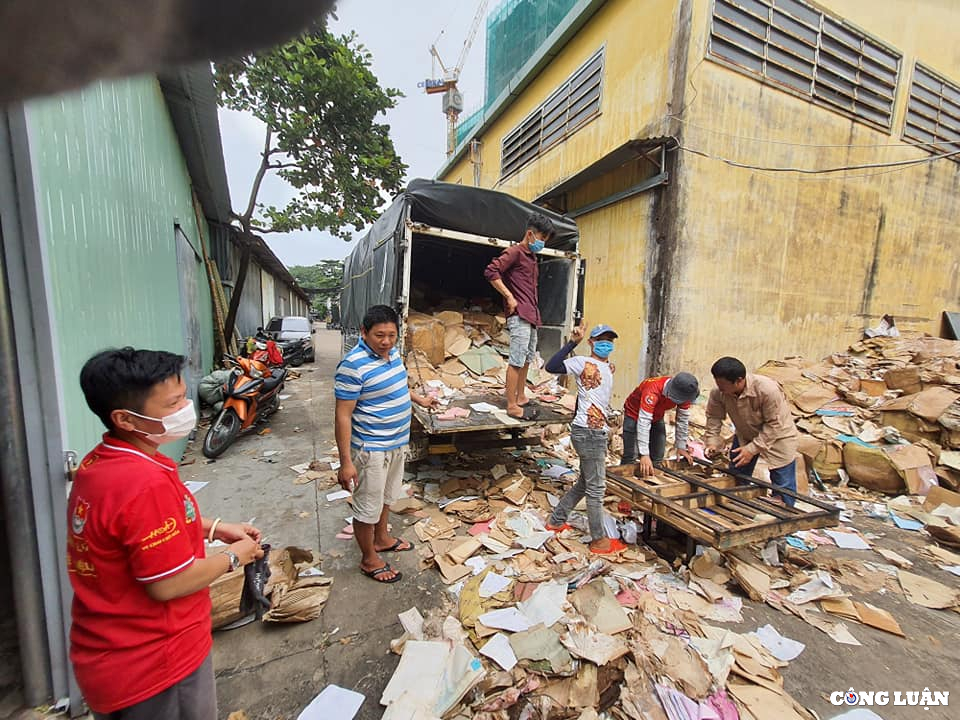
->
xmin=621 ymin=373 xmax=699 ymax=476
xmin=484 ymin=212 xmax=555 ymax=419
xmin=67 ymin=348 xmax=263 ymax=719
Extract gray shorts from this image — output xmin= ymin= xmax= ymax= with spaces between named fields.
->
xmin=506 ymin=315 xmax=537 ymax=367
xmin=92 ymin=653 xmax=215 ymax=720
xmin=352 ymin=448 xmax=406 ymax=524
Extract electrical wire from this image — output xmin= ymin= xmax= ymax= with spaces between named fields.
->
xmin=669 ymin=114 xmax=960 ymax=149
xmin=676 ymin=144 xmax=960 ymax=174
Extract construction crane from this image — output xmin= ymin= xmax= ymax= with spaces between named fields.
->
xmin=422 ymin=0 xmax=489 ymax=157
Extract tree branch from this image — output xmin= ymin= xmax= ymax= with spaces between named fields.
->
xmin=268 ymin=162 xmax=298 ymax=170
xmin=242 ymin=126 xmax=274 ymax=224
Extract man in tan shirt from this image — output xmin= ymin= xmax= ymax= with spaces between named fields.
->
xmin=704 ymin=356 xmax=800 ymax=505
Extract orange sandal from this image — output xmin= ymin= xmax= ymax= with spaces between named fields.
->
xmin=546 ymin=522 xmax=574 ymax=532
xmin=590 ymin=538 xmax=628 ymax=555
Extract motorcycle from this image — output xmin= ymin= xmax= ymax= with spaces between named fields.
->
xmin=276 ymin=336 xmax=312 ymax=367
xmin=202 ymin=355 xmax=287 ymax=458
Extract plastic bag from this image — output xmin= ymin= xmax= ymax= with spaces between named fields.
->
xmin=239 ymin=543 xmax=271 ymax=620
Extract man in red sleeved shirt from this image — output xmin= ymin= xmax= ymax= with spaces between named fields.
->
xmin=621 ymin=373 xmax=699 ymax=476
xmin=484 ymin=212 xmax=556 ymax=419
xmin=67 ymin=348 xmax=264 ymax=719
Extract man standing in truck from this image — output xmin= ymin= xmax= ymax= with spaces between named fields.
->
xmin=484 ymin=212 xmax=556 ymax=420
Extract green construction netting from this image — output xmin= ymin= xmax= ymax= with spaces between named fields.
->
xmin=456 ymin=0 xmax=579 ymax=148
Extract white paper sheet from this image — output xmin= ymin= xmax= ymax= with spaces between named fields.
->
xmin=184 ymin=481 xmax=208 ymax=494
xmin=297 ymin=684 xmax=365 ymax=720
xmin=518 ymin=581 xmax=567 ymax=628
xmin=477 ymin=607 xmax=532 ymax=633
xmin=326 ymin=489 xmax=352 ymax=502
xmin=479 ymin=572 xmax=513 ymax=598
xmin=824 ymin=529 xmax=871 ymax=550
xmin=480 ymin=633 xmax=518 ymax=671
xmin=753 ymin=624 xmax=805 ymax=661
xmin=469 ymin=402 xmax=499 ymax=413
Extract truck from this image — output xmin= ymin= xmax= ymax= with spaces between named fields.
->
xmin=339 ymin=178 xmax=584 ymax=458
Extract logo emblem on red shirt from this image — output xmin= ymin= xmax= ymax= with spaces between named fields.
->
xmin=72 ymin=498 xmax=90 ymax=534
xmin=183 ymin=495 xmax=196 ymax=523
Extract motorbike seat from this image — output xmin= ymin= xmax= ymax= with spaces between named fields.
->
xmin=261 ymin=369 xmax=285 ymax=392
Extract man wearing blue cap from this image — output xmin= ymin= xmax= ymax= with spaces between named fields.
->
xmin=543 ymin=322 xmax=624 ymax=555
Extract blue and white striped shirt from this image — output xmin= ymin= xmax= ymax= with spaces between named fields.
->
xmin=334 ymin=338 xmax=412 ymax=451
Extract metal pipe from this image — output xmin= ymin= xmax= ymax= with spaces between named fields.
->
xmin=0 ymin=230 xmax=53 ymax=704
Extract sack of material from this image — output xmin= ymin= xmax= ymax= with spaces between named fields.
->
xmin=406 ymin=313 xmax=445 ymax=366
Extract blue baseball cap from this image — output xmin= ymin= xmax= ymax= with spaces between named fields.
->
xmin=589 ymin=324 xmax=618 ymax=339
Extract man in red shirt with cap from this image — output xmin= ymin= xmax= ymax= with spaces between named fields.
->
xmin=621 ymin=372 xmax=700 ymax=476
xmin=67 ymin=347 xmax=264 ymax=719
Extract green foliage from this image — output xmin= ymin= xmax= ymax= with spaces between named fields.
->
xmin=216 ymin=28 xmax=406 ymax=241
xmin=289 ymin=259 xmax=343 ymax=311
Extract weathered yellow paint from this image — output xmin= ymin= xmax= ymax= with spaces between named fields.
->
xmin=441 ymin=0 xmax=960 ymax=402
xmin=444 ymin=0 xmax=681 ymax=197
xmin=666 ymin=0 xmax=960 ymax=378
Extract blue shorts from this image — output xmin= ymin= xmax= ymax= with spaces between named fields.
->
xmin=506 ymin=315 xmax=537 ymax=367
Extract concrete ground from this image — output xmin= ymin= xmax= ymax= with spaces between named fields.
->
xmin=181 ymin=327 xmax=960 ymax=720
xmin=181 ymin=328 xmax=442 ymax=720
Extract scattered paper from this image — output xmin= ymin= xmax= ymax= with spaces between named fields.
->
xmin=491 ymin=464 xmax=508 ymax=480
xmin=898 ymin=569 xmax=960 ymax=609
xmin=479 ymin=572 xmax=513 ymax=598
xmin=477 ymin=608 xmax=532 ymax=633
xmin=380 ymin=641 xmax=447 ymax=707
xmin=940 ymin=565 xmax=960 ymax=576
xmin=753 ymin=624 xmax=805 ymax=661
xmin=827 ymin=623 xmax=862 ymax=646
xmin=326 ymin=489 xmax=351 ymax=502
xmin=470 ymin=402 xmax=499 ymax=413
xmin=480 ymin=633 xmax=518 ymax=670
xmin=786 ymin=571 xmax=844 ymax=605
xmin=824 ymin=529 xmax=872 ymax=550
xmin=398 ymin=608 xmax=424 ymax=641
xmin=297 ymin=684 xmax=364 ymax=720
xmin=542 ymin=465 xmax=575 ymax=479
xmin=518 ymin=581 xmax=568 ymax=628
xmin=184 ymin=481 xmax=208 ymax=494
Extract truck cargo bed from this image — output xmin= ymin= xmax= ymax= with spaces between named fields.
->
xmin=412 ymin=395 xmax=573 ymax=435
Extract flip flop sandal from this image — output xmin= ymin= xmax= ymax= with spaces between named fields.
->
xmin=545 ymin=522 xmax=574 ymax=532
xmin=360 ymin=563 xmax=402 ymax=583
xmin=380 ymin=538 xmax=413 ymax=553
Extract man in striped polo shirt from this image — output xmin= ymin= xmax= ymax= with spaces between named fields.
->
xmin=334 ymin=305 xmax=437 ymax=583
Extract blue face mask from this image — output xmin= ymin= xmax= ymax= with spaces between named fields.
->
xmin=529 ymin=238 xmax=545 ymax=253
xmin=592 ymin=340 xmax=614 ymax=358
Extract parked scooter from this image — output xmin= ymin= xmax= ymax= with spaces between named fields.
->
xmin=202 ymin=355 xmax=287 ymax=458
xmin=276 ymin=336 xmax=312 ymax=367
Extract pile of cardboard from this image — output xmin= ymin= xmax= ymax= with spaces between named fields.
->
xmin=376 ymin=430 xmax=960 ymax=720
xmin=748 ymin=334 xmax=960 ymax=495
xmin=404 ymin=301 xmax=568 ymax=411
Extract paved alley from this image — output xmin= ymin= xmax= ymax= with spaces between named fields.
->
xmin=179 ymin=329 xmax=442 ymax=720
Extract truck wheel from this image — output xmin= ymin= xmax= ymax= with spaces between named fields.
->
xmin=203 ymin=408 xmax=241 ymax=458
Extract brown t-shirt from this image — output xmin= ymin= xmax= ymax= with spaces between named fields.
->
xmin=484 ymin=243 xmax=540 ymax=327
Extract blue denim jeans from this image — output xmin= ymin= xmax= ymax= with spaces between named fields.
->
xmin=550 ymin=425 xmax=608 ymax=540
xmin=620 ymin=417 xmax=665 ymax=465
xmin=731 ymin=438 xmax=797 ymax=507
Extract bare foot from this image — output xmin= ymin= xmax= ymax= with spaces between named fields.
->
xmin=507 ymin=403 xmax=524 ymax=418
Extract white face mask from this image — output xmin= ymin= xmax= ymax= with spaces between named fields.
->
xmin=127 ymin=400 xmax=197 ymax=443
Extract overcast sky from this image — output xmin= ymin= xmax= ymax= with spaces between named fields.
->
xmin=218 ymin=0 xmax=488 ymax=267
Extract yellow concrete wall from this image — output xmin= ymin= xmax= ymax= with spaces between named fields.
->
xmin=664 ymin=0 xmax=960 ymax=380
xmin=443 ymin=0 xmax=682 ymax=196
xmin=570 ymin=163 xmax=658 ymax=403
xmin=440 ymin=0 xmax=685 ymax=406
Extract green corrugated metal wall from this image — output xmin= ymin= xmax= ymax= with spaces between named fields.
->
xmin=24 ymin=76 xmax=215 ymax=458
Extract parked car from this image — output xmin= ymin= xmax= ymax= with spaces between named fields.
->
xmin=265 ymin=315 xmax=315 ymax=365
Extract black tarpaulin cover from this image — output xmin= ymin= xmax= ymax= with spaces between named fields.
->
xmin=340 ymin=179 xmax=578 ymax=334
